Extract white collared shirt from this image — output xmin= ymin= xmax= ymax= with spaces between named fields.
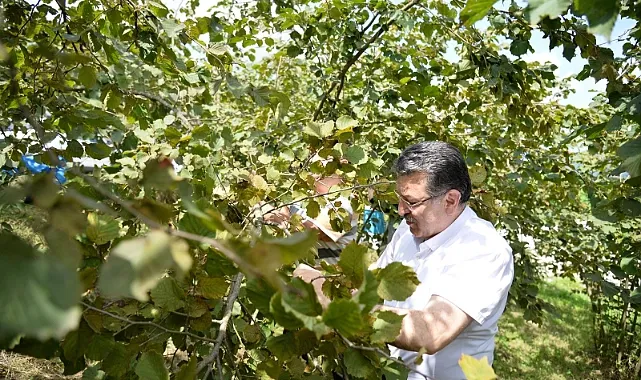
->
xmin=374 ymin=206 xmax=514 ymax=380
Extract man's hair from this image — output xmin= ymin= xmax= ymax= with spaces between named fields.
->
xmin=393 ymin=141 xmax=472 ymax=203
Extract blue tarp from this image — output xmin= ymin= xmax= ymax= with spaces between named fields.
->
xmin=19 ymin=155 xmax=67 ymax=184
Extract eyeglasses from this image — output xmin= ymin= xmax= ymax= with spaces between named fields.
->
xmin=394 ymin=190 xmax=446 ymax=212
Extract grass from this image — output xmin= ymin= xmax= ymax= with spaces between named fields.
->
xmin=494 ymin=277 xmax=603 ymax=380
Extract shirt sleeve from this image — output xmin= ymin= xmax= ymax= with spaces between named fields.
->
xmin=431 ymin=247 xmax=514 ymax=325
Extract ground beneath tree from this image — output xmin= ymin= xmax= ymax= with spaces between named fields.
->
xmin=494 ymin=277 xmax=603 ymax=379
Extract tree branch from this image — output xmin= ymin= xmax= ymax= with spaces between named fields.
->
xmin=80 ymin=301 xmax=219 ymax=344
xmin=70 ymin=169 xmax=268 ymax=281
xmin=17 ymin=0 xmax=42 ymax=36
xmin=261 ymin=180 xmax=394 ymax=218
xmin=313 ymin=0 xmax=421 ymax=120
xmin=127 ymin=90 xmax=193 ymax=128
xmin=338 ymin=333 xmax=435 ymax=380
xmin=197 ymin=273 xmax=244 ymax=374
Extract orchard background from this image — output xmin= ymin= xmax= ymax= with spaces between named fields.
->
xmin=0 ymin=0 xmax=640 ymax=378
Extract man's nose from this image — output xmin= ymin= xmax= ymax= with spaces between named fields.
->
xmin=398 ymin=201 xmax=409 ymax=217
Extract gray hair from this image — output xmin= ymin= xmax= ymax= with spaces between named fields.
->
xmin=393 ymin=141 xmax=472 ymax=203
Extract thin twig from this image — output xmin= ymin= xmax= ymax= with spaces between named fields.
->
xmin=339 ymin=333 xmax=435 ymax=380
xmin=17 ymin=0 xmax=42 ymax=36
xmin=310 ymin=274 xmax=342 ymax=283
xmin=197 ymin=273 xmax=244 ymax=373
xmin=80 ymin=301 xmax=219 ymax=344
xmin=261 ymin=181 xmax=394 ymax=218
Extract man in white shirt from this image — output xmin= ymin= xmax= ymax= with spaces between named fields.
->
xmin=296 ymin=141 xmax=514 ymax=379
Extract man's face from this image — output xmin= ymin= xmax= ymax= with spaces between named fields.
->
xmin=396 ymin=172 xmax=448 ymax=239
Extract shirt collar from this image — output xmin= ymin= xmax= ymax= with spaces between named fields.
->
xmin=417 ymin=206 xmax=474 ymax=253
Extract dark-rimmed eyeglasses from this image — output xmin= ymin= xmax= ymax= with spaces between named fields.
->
xmin=394 ymin=190 xmax=446 ymax=212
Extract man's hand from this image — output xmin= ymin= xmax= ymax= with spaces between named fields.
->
xmin=259 ymin=203 xmax=290 ymax=228
xmin=293 ymin=264 xmax=331 ymax=309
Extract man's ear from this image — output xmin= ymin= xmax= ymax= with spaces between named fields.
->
xmin=444 ymin=189 xmax=462 ymax=211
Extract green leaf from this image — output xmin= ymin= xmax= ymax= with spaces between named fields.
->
xmin=336 ymin=116 xmax=358 ymax=131
xmin=62 ymin=322 xmax=92 ymax=362
xmin=86 ymin=212 xmax=121 ymax=245
xmin=461 ymin=0 xmax=498 ymax=25
xmin=371 ymin=311 xmax=404 ymax=344
xmin=197 ymin=276 xmax=229 ymax=299
xmin=510 ymin=40 xmax=530 ymax=56
xmin=306 ymin=199 xmax=321 ymax=218
xmin=78 ymin=66 xmax=97 ymax=88
xmin=86 ymin=142 xmax=111 ymax=160
xmin=458 ymin=354 xmax=497 ymax=380
xmin=270 ymin=293 xmax=304 ymax=329
xmin=602 ymin=280 xmax=619 ymax=298
xmin=323 ymin=299 xmax=364 ymax=337
xmin=280 ymin=280 xmax=331 ymax=338
xmin=352 ymin=270 xmax=379 ymax=314
xmin=381 ymin=361 xmax=410 ymax=380
xmin=250 ymin=86 xmax=271 ymax=107
xmin=0 ymin=232 xmax=81 ymax=340
xmin=101 ymin=342 xmax=132 ymax=378
xmin=246 ymin=278 xmax=276 ymax=317
xmin=303 ymin=121 xmax=334 ymax=138
xmin=150 ymin=276 xmax=186 ymax=311
xmin=246 ymin=232 xmax=317 ymax=285
xmin=135 ymin=351 xmax=169 ymax=380
xmin=343 ymin=348 xmax=375 ymax=378
xmin=619 ymin=198 xmax=641 ymax=217
xmin=85 ymin=334 xmax=115 ymax=361
xmin=469 ymin=165 xmax=488 ymax=186
xmin=163 ymin=114 xmax=176 ymax=125
xmin=525 ymin=0 xmax=572 ymax=25
xmin=98 ymin=231 xmax=192 ymax=301
xmin=266 ymin=331 xmax=297 ymax=360
xmin=282 ymin=278 xmax=324 ymax=317
xmin=375 ymin=262 xmax=420 ymax=301
xmin=573 ymin=0 xmax=618 ymax=38
xmin=178 ymin=213 xmax=216 ymax=238
xmin=226 ymin=74 xmax=246 ymax=98
xmin=161 ymin=19 xmax=185 ymax=38
xmin=618 ymin=136 xmax=641 ymax=178
xmin=175 ymin=355 xmax=197 ymax=380
xmin=142 ymin=157 xmax=182 ymax=190
xmin=620 ymin=257 xmax=639 ymax=276
xmin=345 ymin=146 xmax=368 ymax=165
xmin=82 ymin=365 xmax=106 ymax=380
xmin=67 ymin=140 xmax=85 ymax=157
xmin=338 ymin=242 xmax=368 ymax=287
xmin=630 ymin=287 xmax=641 ymax=304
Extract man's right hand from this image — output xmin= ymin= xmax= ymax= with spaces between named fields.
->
xmin=258 ymin=203 xmax=291 ymax=227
